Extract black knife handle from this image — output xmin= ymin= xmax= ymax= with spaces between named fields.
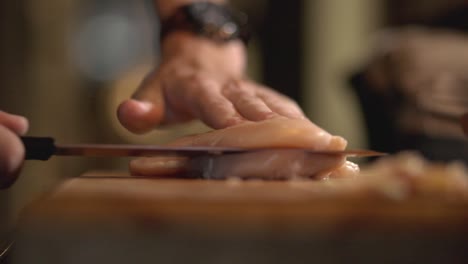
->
xmin=20 ymin=136 xmax=56 ymax=160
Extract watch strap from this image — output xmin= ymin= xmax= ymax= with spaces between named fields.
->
xmin=160 ymin=2 xmax=250 ymax=44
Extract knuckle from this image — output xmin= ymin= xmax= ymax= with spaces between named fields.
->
xmin=206 ymin=98 xmax=228 ymax=110
xmin=236 ymin=96 xmax=257 ymax=108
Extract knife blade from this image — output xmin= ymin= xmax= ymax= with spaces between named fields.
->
xmin=21 ymin=136 xmax=386 ymax=161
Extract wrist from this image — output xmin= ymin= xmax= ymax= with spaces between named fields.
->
xmin=161 ymin=31 xmax=247 ymax=78
xmin=161 ymin=31 xmax=246 ymax=57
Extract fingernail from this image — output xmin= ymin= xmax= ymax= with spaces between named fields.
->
xmin=16 ymin=116 xmax=29 ymax=135
xmin=330 ymin=136 xmax=348 ymax=149
xmin=132 ymin=99 xmax=153 ymax=112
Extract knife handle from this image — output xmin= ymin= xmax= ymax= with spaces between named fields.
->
xmin=21 ymin=136 xmax=56 ymax=161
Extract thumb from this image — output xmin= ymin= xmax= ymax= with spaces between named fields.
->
xmin=117 ymin=72 xmax=166 ymax=134
xmin=0 ymin=111 xmax=29 ymax=135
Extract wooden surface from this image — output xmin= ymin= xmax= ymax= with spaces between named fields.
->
xmin=13 ymin=171 xmax=468 ymax=264
xmin=20 ymin=171 xmax=468 ymax=233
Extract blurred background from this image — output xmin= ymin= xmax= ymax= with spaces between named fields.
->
xmin=1 ymin=0 xmax=468 ymax=243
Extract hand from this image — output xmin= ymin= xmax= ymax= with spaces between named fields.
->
xmin=117 ymin=32 xmax=305 ymax=134
xmin=0 ymin=111 xmax=28 ymax=188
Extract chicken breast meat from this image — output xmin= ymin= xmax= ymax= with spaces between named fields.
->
xmin=130 ymin=117 xmax=360 ymax=180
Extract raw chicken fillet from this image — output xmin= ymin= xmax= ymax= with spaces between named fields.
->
xmin=130 ymin=117 xmax=360 ymax=179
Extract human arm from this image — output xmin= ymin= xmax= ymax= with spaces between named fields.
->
xmin=117 ymin=0 xmax=305 ymax=134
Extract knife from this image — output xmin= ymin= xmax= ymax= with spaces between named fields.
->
xmin=21 ymin=136 xmax=386 ymax=161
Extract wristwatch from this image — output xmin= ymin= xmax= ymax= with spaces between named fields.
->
xmin=160 ymin=2 xmax=250 ymax=44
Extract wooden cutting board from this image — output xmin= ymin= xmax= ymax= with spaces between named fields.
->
xmin=13 ymin=171 xmax=468 ymax=264
xmin=19 ymin=171 xmax=468 ymax=233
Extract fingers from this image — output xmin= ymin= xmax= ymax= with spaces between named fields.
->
xmin=194 ymin=89 xmax=245 ymax=129
xmin=0 ymin=111 xmax=28 ymax=188
xmin=0 ymin=125 xmax=25 ymax=188
xmin=253 ymin=84 xmax=306 ymax=120
xmin=170 ymin=78 xmax=306 ymax=129
xmin=118 ymin=67 xmax=306 ymax=132
xmin=222 ymin=81 xmax=277 ymax=121
xmin=0 ymin=111 xmax=29 ymax=135
xmin=117 ymin=72 xmax=166 ymax=134
xmin=117 ymin=99 xmax=163 ymax=134
xmin=168 ymin=75 xmax=245 ymax=129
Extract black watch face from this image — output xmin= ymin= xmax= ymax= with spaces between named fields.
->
xmin=187 ymin=3 xmax=241 ymax=42
xmin=189 ymin=3 xmax=228 ymax=23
